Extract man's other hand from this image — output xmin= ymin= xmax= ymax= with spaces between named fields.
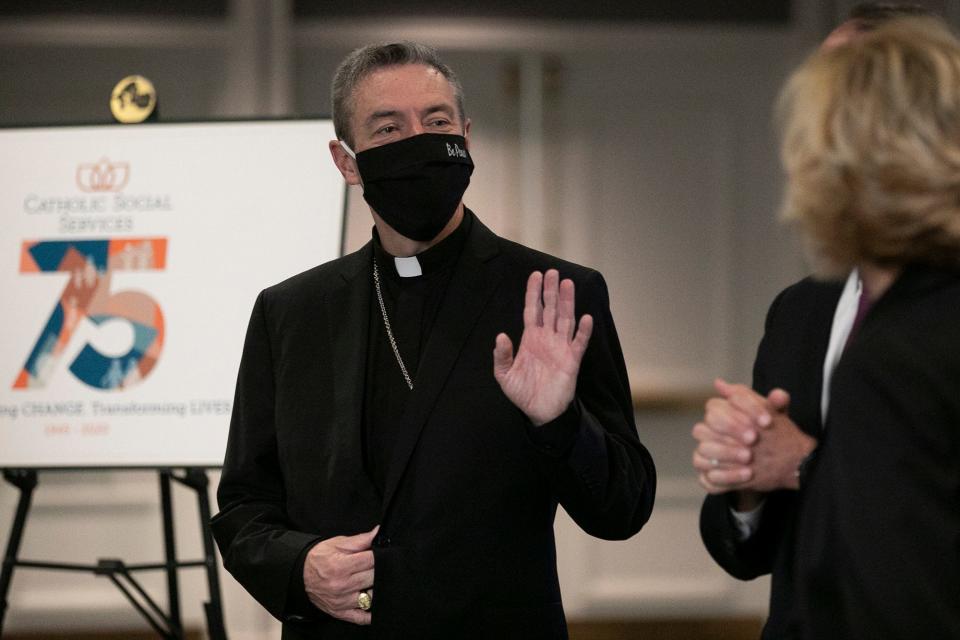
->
xmin=493 ymin=269 xmax=593 ymax=426
xmin=303 ymin=525 xmax=378 ymax=625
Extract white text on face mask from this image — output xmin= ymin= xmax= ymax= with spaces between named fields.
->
xmin=446 ymin=142 xmax=467 ymax=159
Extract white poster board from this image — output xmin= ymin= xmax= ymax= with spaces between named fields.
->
xmin=0 ymin=120 xmax=346 ymax=468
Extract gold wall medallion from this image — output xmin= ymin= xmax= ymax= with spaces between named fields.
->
xmin=110 ymin=75 xmax=157 ymax=123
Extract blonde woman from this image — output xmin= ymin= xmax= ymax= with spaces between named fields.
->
xmin=776 ymin=17 xmax=960 ymax=637
xmin=696 ymin=13 xmax=960 ymax=639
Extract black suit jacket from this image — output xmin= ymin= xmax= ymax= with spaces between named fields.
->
xmin=793 ymin=264 xmax=960 ymax=639
xmin=699 ymin=276 xmax=844 ymax=639
xmin=212 ymin=214 xmax=656 ymax=639
xmin=702 ymin=265 xmax=960 ymax=639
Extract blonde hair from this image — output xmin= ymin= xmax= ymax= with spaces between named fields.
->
xmin=779 ymin=17 xmax=960 ymax=277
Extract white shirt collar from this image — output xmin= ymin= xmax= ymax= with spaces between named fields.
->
xmin=393 ymin=255 xmax=422 ymax=278
xmin=821 ymin=269 xmax=861 ymax=423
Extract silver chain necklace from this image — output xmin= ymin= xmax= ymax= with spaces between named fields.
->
xmin=373 ymin=260 xmax=414 ymax=390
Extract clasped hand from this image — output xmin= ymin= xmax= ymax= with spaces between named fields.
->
xmin=493 ymin=269 xmax=593 ymax=426
xmin=692 ymin=379 xmax=817 ymax=502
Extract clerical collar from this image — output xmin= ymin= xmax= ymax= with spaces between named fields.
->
xmin=372 ymin=210 xmax=472 ymax=279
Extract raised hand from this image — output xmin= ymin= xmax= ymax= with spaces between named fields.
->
xmin=303 ymin=525 xmax=378 ymax=625
xmin=493 ymin=269 xmax=593 ymax=426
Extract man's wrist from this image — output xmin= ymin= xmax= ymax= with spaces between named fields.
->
xmin=788 ymin=435 xmax=818 ymax=490
xmin=733 ymin=489 xmax=765 ymax=512
xmin=525 ymin=401 xmax=581 ymax=456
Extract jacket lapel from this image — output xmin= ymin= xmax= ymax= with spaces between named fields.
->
xmin=380 ymin=217 xmax=507 ymax=516
xmin=327 ymin=243 xmax=373 ymax=476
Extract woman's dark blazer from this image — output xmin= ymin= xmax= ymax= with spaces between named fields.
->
xmin=702 ymin=265 xmax=960 ymax=639
xmin=794 ymin=264 xmax=960 ymax=639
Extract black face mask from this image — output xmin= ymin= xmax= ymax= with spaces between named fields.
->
xmin=343 ymin=133 xmax=474 ymax=242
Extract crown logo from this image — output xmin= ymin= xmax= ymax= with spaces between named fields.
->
xmin=76 ymin=158 xmax=130 ymax=193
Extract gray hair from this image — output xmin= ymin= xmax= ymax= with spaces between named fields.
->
xmin=331 ymin=42 xmax=466 ymax=147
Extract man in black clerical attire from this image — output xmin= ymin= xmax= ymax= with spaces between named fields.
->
xmin=212 ymin=42 xmax=656 ymax=639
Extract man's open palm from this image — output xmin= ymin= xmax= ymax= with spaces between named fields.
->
xmin=493 ymin=269 xmax=593 ymax=425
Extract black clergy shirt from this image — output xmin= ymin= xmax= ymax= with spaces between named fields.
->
xmin=362 ymin=212 xmax=472 ymax=496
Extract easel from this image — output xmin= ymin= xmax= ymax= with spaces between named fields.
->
xmin=0 ymin=467 xmax=228 ymax=639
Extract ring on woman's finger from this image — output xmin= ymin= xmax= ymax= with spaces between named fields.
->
xmin=357 ymin=590 xmax=372 ymax=611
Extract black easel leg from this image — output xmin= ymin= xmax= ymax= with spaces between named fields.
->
xmin=159 ymin=471 xmax=183 ymax=639
xmin=0 ymin=469 xmax=38 ymax=636
xmin=184 ymin=469 xmax=227 ymax=640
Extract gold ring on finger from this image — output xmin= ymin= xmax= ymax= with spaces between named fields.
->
xmin=358 ymin=590 xmax=372 ymax=611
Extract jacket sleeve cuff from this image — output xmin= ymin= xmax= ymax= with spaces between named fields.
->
xmin=283 ymin=537 xmax=324 ymax=621
xmin=728 ymin=498 xmax=766 ymax=542
xmin=525 ymin=401 xmax=582 ymax=457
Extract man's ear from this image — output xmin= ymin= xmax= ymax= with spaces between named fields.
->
xmin=463 ymin=118 xmax=472 ymax=150
xmin=329 ymin=139 xmax=361 ymax=186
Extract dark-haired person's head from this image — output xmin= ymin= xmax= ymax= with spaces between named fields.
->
xmin=823 ymin=2 xmax=935 ymax=50
xmin=848 ymin=2 xmax=932 ymax=24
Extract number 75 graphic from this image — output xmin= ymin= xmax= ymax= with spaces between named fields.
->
xmin=13 ymin=238 xmax=167 ymax=391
